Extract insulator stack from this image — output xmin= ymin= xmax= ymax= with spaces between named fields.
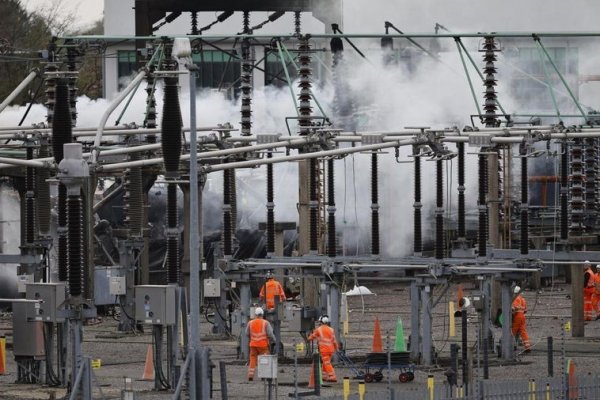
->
xmin=309 ymin=158 xmax=318 ymax=253
xmin=240 ymin=39 xmax=253 ymax=136
xmin=294 ymin=11 xmax=301 ymax=36
xmin=44 ymin=63 xmax=59 ymax=126
xmin=124 ymin=144 xmax=144 ymax=237
xmin=166 ymin=183 xmax=179 ymax=284
xmin=297 ymin=35 xmax=313 ymax=135
xmin=327 ymin=158 xmax=336 ymax=258
xmin=67 ymin=195 xmax=83 ymax=297
xmin=381 ymin=36 xmax=394 ymax=65
xmin=66 ymin=47 xmax=78 ymax=125
xmin=52 ymin=81 xmax=72 ymax=283
xmin=371 ymin=153 xmax=380 ymax=256
xmin=190 ymin=11 xmax=198 ymax=35
xmin=161 ymin=76 xmax=182 ymax=173
xmin=583 ymin=138 xmax=597 ymax=230
xmin=36 ymin=139 xmax=51 ymax=236
xmin=144 ymin=66 xmax=158 ymax=136
xmin=25 ymin=146 xmax=35 ymax=244
xmin=520 ymin=144 xmax=529 ymax=255
xmin=560 ymin=141 xmax=569 ymax=240
xmin=413 ymin=155 xmax=422 ymax=254
xmin=230 ymin=170 xmax=238 ymax=233
xmin=457 ymin=143 xmax=466 ymax=239
xmin=435 ymin=160 xmax=444 ymax=260
xmin=223 ymin=169 xmax=233 ymax=256
xmin=478 ymin=154 xmax=488 ymax=257
xmin=266 ymin=153 xmax=275 ymax=254
xmin=569 ymin=138 xmax=584 ymax=236
xmin=481 ymin=36 xmax=500 ymax=128
xmin=330 ymin=36 xmax=354 ymax=130
xmin=161 ymin=54 xmax=183 ymax=285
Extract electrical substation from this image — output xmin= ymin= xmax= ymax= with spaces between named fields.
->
xmin=2 ymin=0 xmax=600 ymax=399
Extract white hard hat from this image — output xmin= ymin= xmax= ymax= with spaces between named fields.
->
xmin=321 ymin=316 xmax=330 ymax=324
xmin=514 ymin=286 xmax=521 ymax=294
xmin=584 ymin=260 xmax=591 ymax=266
xmin=596 ymin=265 xmax=600 ymax=270
xmin=255 ymin=307 xmax=264 ymax=316
xmin=459 ymin=297 xmax=471 ymax=308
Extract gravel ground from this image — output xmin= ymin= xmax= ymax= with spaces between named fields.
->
xmin=1 ymin=281 xmax=600 ymax=399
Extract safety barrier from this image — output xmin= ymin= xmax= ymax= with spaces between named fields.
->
xmin=323 ymin=374 xmax=600 ymax=400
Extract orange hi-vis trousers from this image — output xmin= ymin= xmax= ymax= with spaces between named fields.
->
xmin=511 ymin=312 xmax=530 ymax=350
xmin=584 ymin=286 xmax=595 ymax=321
xmin=320 ymin=351 xmax=337 ymax=382
xmin=247 ymin=346 xmax=269 ymax=380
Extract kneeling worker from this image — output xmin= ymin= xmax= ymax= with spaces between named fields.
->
xmin=308 ymin=316 xmax=339 ymax=382
xmin=246 ymin=307 xmax=276 ymax=381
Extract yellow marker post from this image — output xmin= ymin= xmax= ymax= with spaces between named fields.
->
xmin=546 ymin=383 xmax=551 ymax=400
xmin=91 ymin=359 xmax=102 ymax=369
xmin=0 ymin=335 xmax=6 ymax=375
xmin=343 ymin=377 xmax=350 ymax=400
xmin=456 ymin=385 xmax=464 ymax=398
xmin=531 ymin=379 xmax=536 ymax=400
xmin=427 ymin=374 xmax=434 ymax=400
xmin=358 ymin=381 xmax=366 ymax=400
xmin=343 ymin=320 xmax=349 ymax=336
xmin=449 ymin=301 xmax=456 ymax=337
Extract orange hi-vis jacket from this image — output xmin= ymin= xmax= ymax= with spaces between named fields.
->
xmin=594 ymin=272 xmax=600 ymax=295
xmin=512 ymin=294 xmax=527 ymax=314
xmin=247 ymin=318 xmax=272 ymax=347
xmin=308 ymin=325 xmax=338 ymax=354
xmin=259 ymin=279 xmax=286 ymax=310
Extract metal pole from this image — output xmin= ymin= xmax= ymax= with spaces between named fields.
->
xmin=187 ymin=64 xmax=201 ymax=400
xmin=421 ymin=285 xmax=432 ymax=365
xmin=240 ymin=283 xmax=251 ymax=360
xmin=454 ymin=39 xmax=482 ymax=117
xmin=409 ymin=282 xmax=420 ymax=361
xmin=0 ymin=70 xmax=38 ymax=114
xmin=501 ymin=282 xmax=514 ymax=359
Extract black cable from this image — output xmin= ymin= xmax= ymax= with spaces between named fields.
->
xmin=18 ymin=77 xmax=43 ymax=127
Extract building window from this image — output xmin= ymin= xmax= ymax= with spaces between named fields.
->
xmin=507 ymin=47 xmax=579 ymax=111
xmin=264 ymin=50 xmax=298 ymax=87
xmin=117 ymin=50 xmax=137 ymax=90
xmin=192 ymin=50 xmax=240 ymax=97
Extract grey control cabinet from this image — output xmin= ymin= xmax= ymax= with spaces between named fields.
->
xmin=26 ymin=282 xmax=66 ymax=323
xmin=13 ymin=303 xmax=45 ymax=358
xmin=134 ymin=285 xmax=177 ymax=325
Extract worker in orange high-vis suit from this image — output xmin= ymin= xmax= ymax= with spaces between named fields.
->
xmin=593 ymin=265 xmax=600 ymax=320
xmin=511 ymin=286 xmax=531 ymax=353
xmin=246 ymin=307 xmax=275 ymax=381
xmin=584 ymin=261 xmax=595 ymax=321
xmin=308 ymin=316 xmax=339 ymax=382
xmin=259 ymin=270 xmax=286 ymax=311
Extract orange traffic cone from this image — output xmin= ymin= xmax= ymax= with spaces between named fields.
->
xmin=308 ymin=356 xmax=322 ymax=388
xmin=142 ymin=345 xmax=154 ymax=380
xmin=457 ymin=284 xmax=464 ymax=309
xmin=372 ymin=317 xmax=383 ymax=353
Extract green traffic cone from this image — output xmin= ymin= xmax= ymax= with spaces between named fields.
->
xmin=395 ymin=316 xmax=407 ymax=351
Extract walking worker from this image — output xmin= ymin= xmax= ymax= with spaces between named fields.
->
xmin=594 ymin=265 xmax=600 ymax=320
xmin=246 ymin=307 xmax=276 ymax=381
xmin=511 ymin=286 xmax=531 ymax=353
xmin=259 ymin=270 xmax=286 ymax=311
xmin=584 ymin=261 xmax=595 ymax=321
xmin=308 ymin=316 xmax=339 ymax=382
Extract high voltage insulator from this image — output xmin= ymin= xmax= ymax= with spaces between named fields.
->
xmin=413 ymin=155 xmax=422 ymax=254
xmin=583 ymin=138 xmax=597 ymax=230
xmin=309 ymin=158 xmax=318 ymax=253
xmin=52 ymin=81 xmax=72 ymax=284
xmin=223 ymin=168 xmax=233 ymax=256
xmin=435 ymin=160 xmax=444 ymax=260
xmin=240 ymin=38 xmax=253 ymax=136
xmin=166 ymin=183 xmax=180 ymax=284
xmin=327 ymin=158 xmax=336 ymax=258
xmin=161 ymin=76 xmax=182 ymax=173
xmin=520 ymin=144 xmax=529 ymax=255
xmin=560 ymin=140 xmax=569 ymax=240
xmin=478 ymin=154 xmax=488 ymax=257
xmin=44 ymin=63 xmax=59 ymax=126
xmin=25 ymin=145 xmax=35 ymax=245
xmin=66 ymin=47 xmax=79 ymax=126
xmin=569 ymin=138 xmax=584 ymax=236
xmin=457 ymin=143 xmax=466 ymax=239
xmin=266 ymin=153 xmax=275 ymax=254
xmin=297 ymin=35 xmax=313 ymax=135
xmin=371 ymin=153 xmax=380 ymax=256
xmin=481 ymin=36 xmax=500 ymax=128
xmin=124 ymin=143 xmax=144 ymax=237
xmin=144 ymin=65 xmax=157 ymax=133
xmin=294 ymin=11 xmax=301 ymax=36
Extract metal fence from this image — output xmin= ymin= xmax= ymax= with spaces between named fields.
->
xmin=324 ymin=374 xmax=600 ymax=400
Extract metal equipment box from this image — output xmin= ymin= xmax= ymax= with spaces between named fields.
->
xmin=134 ymin=285 xmax=177 ymax=325
xmin=12 ymin=303 xmax=45 ymax=358
xmin=26 ymin=282 xmax=66 ymax=323
xmin=286 ymin=306 xmax=314 ymax=333
xmin=110 ymin=276 xmax=127 ymax=296
xmin=95 ymin=266 xmax=126 ymax=305
xmin=203 ymin=278 xmax=221 ymax=298
xmin=471 ymin=293 xmax=485 ymax=312
xmin=257 ymin=355 xmax=278 ymax=379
